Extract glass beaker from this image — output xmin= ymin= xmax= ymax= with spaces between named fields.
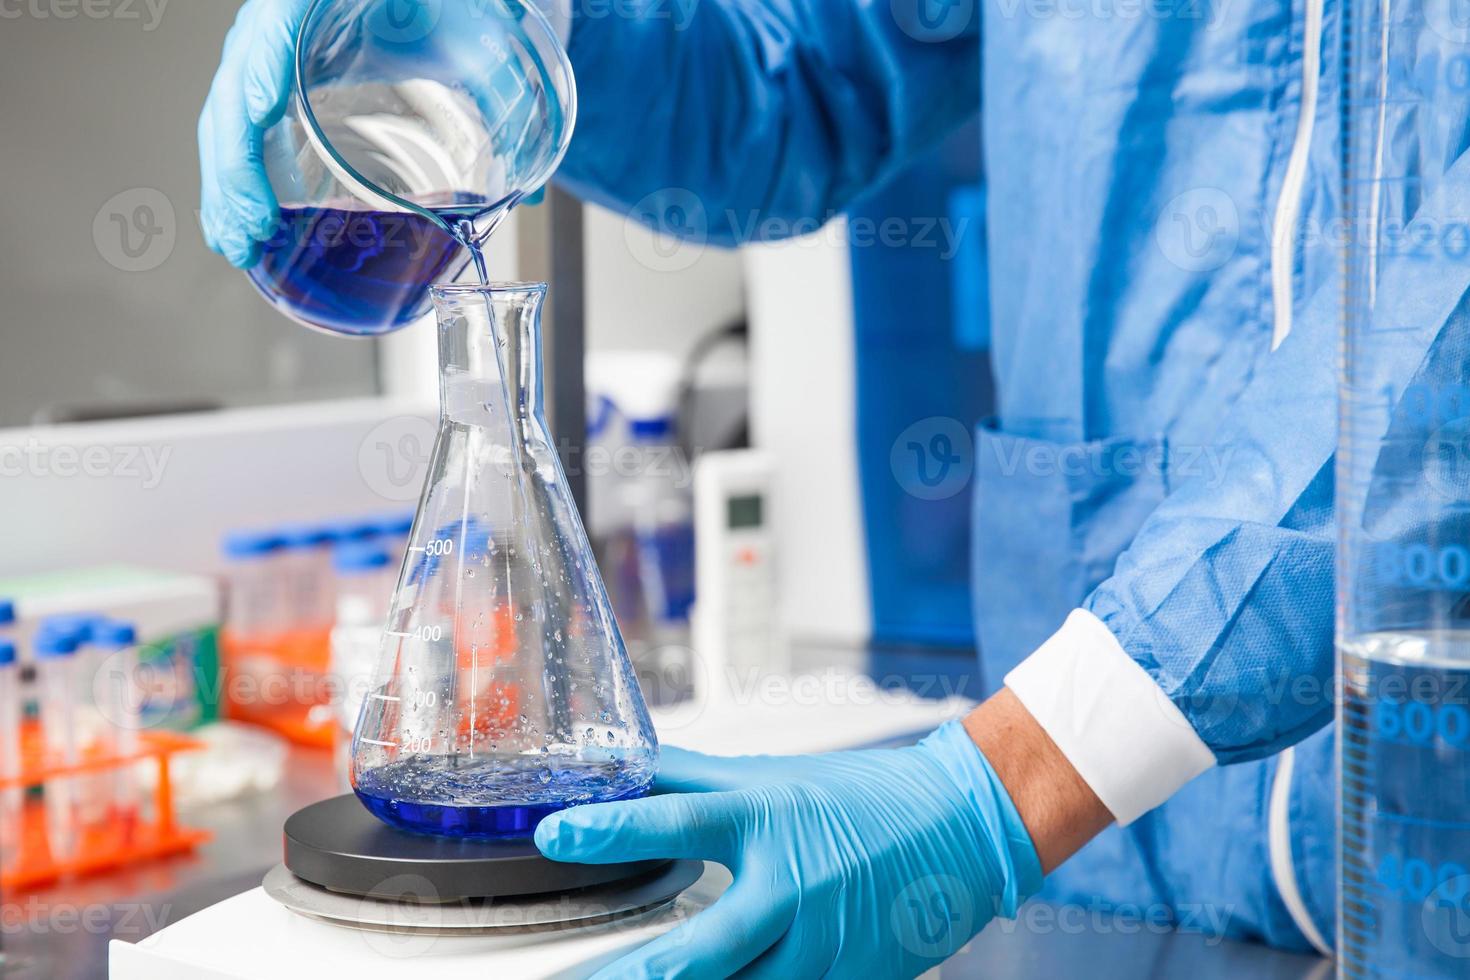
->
xmin=1340 ymin=0 xmax=1470 ymax=973
xmin=249 ymin=0 xmax=576 ymax=337
xmin=351 ymin=283 xmax=658 ymax=839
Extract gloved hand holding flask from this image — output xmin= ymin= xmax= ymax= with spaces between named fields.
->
xmin=537 ymin=693 xmax=1109 ymax=979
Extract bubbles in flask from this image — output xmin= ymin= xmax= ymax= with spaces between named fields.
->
xmin=350 ymin=285 xmax=657 ymax=840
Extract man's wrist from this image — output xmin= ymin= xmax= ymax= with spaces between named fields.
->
xmin=963 ymin=688 xmax=1113 ymax=874
xmin=918 ymin=719 xmax=1045 ymax=917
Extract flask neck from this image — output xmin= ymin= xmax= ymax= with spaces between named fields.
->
xmin=432 ymin=283 xmax=548 ymax=426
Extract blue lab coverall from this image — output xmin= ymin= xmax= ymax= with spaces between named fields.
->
xmin=553 ymin=0 xmax=1350 ymax=952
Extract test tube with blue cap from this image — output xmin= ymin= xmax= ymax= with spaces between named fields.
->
xmin=222 ymin=529 xmax=289 ymax=642
xmin=279 ymin=523 xmax=339 ymax=632
xmin=44 ymin=612 xmax=106 ymax=642
xmin=328 ymin=517 xmax=381 ymax=545
xmin=627 ymin=413 xmax=696 ymax=645
xmin=42 ymin=612 xmax=107 ymax=738
xmin=0 ymin=636 xmax=19 ymax=870
xmin=35 ymin=623 xmax=83 ymax=862
xmin=71 ymin=619 xmax=125 ymax=836
xmin=90 ymin=620 xmax=142 ymax=818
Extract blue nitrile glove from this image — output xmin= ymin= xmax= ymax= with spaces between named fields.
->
xmin=535 ymin=722 xmax=1044 ymax=979
xmin=199 ymin=0 xmax=558 ymax=269
xmin=199 ymin=0 xmax=312 ymax=268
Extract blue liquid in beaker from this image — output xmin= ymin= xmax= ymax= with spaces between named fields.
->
xmin=1340 ymin=633 xmax=1470 ymax=973
xmin=354 ymin=752 xmax=655 ymax=839
xmin=247 ymin=205 xmax=483 ymax=336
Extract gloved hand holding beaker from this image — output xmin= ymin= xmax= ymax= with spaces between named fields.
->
xmin=199 ymin=0 xmax=574 ymax=334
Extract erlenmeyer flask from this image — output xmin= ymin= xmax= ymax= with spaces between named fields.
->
xmin=351 ymin=283 xmax=658 ymax=838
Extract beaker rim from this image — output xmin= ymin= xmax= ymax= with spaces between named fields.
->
xmin=294 ymin=0 xmax=577 ymax=229
xmin=431 ymin=281 xmax=549 ymax=298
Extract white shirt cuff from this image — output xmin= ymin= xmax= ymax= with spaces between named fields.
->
xmin=1004 ymin=609 xmax=1216 ymax=826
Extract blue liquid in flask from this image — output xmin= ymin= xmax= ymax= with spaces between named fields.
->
xmin=354 ymin=752 xmax=655 ymax=839
xmin=1340 ymin=632 xmax=1470 ymax=974
xmin=247 ymin=204 xmax=484 ymax=336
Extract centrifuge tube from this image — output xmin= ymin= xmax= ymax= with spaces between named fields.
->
xmin=36 ymin=628 xmax=81 ymax=861
xmin=0 ymin=638 xmax=19 ymax=871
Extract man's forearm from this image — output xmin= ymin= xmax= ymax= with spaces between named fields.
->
xmin=964 ymin=688 xmax=1113 ymax=873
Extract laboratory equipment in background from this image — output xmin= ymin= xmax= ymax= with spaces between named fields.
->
xmin=585 ymin=352 xmax=683 ymax=555
xmin=36 ymin=627 xmax=82 ymax=860
xmin=249 ymin=0 xmax=575 ymax=335
xmin=351 ymin=282 xmax=657 ymax=839
xmin=90 ymin=620 xmax=143 ymax=816
xmin=329 ymin=542 xmax=395 ymax=788
xmin=624 ymin=413 xmax=696 ymax=688
xmin=0 ymin=568 xmax=220 ymax=733
xmin=692 ymin=450 xmax=784 ymax=700
xmin=158 ymin=722 xmax=289 ymax=809
xmin=0 ymin=571 xmax=218 ymax=888
xmin=39 ymin=617 xmax=142 ymax=858
xmin=328 ymin=515 xmax=383 ymax=544
xmin=276 ymin=524 xmax=338 ymax=740
xmin=278 ymin=523 xmax=338 ymax=637
xmin=1339 ymin=4 xmax=1470 ymax=974
xmin=114 ymin=855 xmax=722 ymax=980
xmin=219 ymin=529 xmax=300 ymax=741
xmin=585 ymin=352 xmax=697 ymax=692
xmin=0 ymin=638 xmax=19 ymax=871
xmin=0 ymin=614 xmax=209 ymax=892
xmin=218 ymin=515 xmax=410 ymax=747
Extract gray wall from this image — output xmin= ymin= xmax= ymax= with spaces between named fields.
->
xmin=0 ymin=1 xmax=380 ymax=428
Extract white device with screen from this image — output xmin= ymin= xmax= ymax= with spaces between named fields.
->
xmin=692 ymin=450 xmax=784 ymax=697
